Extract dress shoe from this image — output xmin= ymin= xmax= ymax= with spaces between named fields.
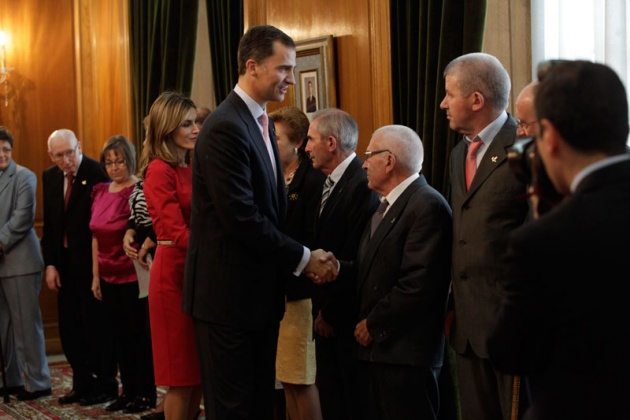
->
xmin=123 ymin=396 xmax=156 ymax=413
xmin=0 ymin=385 xmax=24 ymax=395
xmin=105 ymin=394 xmax=134 ymax=411
xmin=59 ymin=389 xmax=87 ymax=404
xmin=79 ymin=391 xmax=118 ymax=406
xmin=141 ymin=411 xmax=166 ymax=420
xmin=16 ymin=388 xmax=52 ymax=401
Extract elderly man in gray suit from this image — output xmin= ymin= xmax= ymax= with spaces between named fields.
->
xmin=0 ymin=126 xmax=51 ymax=400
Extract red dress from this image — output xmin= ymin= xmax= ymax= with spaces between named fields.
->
xmin=144 ymin=159 xmax=200 ymax=386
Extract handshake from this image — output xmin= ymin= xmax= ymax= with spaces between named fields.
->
xmin=304 ymin=249 xmax=338 ymax=284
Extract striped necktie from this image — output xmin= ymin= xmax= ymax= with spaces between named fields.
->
xmin=319 ymin=176 xmax=334 ymax=215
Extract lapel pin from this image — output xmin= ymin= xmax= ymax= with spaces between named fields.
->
xmin=82 ymin=180 xmax=87 ymax=185
xmin=491 ymin=156 xmax=498 ymax=163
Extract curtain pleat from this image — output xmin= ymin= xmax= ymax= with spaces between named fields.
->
xmin=206 ymin=0 xmax=243 ymax=104
xmin=129 ymin=0 xmax=199 ymax=160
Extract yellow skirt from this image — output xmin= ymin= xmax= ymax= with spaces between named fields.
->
xmin=276 ymin=298 xmax=316 ymax=384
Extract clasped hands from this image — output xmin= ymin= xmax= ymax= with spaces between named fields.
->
xmin=304 ymin=249 xmax=338 ymax=284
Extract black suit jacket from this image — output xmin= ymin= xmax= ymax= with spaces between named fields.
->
xmin=183 ymin=91 xmax=305 ymax=330
xmin=41 ymin=156 xmax=108 ymax=278
xmin=487 ymin=159 xmax=630 ymax=420
xmin=449 ymin=115 xmax=530 ymax=357
xmin=313 ymin=155 xmax=380 ymax=332
xmin=345 ymin=176 xmax=452 ymax=367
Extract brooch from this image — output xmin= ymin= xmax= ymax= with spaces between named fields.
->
xmin=288 ymin=193 xmax=298 ymax=201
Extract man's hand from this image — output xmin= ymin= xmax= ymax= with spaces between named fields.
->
xmin=45 ymin=266 xmax=62 ymax=291
xmin=304 ymin=249 xmax=338 ymax=284
xmin=314 ymin=310 xmax=335 ymax=339
xmin=354 ymin=319 xmax=373 ymax=347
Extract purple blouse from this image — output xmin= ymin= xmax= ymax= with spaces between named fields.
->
xmin=90 ymin=182 xmax=136 ymax=284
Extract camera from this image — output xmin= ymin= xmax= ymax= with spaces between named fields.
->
xmin=507 ymin=136 xmax=563 ymax=214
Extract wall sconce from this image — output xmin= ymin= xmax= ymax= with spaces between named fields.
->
xmin=0 ymin=30 xmax=12 ymax=107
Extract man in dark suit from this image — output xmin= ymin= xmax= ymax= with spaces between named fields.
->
xmin=305 ymin=108 xmax=380 ymax=420
xmin=183 ymin=25 xmax=336 ymax=420
xmin=488 ymin=60 xmax=630 ymax=420
xmin=41 ymin=129 xmax=118 ymax=405
xmin=343 ymin=124 xmax=452 ymax=419
xmin=439 ymin=53 xmax=530 ymax=419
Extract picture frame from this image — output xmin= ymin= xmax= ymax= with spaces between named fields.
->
xmin=294 ymin=35 xmax=336 ymax=116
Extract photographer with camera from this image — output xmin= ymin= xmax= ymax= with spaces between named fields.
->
xmin=440 ymin=52 xmax=531 ymax=420
xmin=487 ymin=60 xmax=630 ymax=419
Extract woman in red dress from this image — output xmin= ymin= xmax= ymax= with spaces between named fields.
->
xmin=139 ymin=91 xmax=202 ymax=420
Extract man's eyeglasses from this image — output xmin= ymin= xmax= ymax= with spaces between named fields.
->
xmin=104 ymin=160 xmax=126 ymax=168
xmin=0 ymin=147 xmax=12 ymax=154
xmin=52 ymin=145 xmax=78 ymax=162
xmin=363 ymin=149 xmax=391 ymax=160
xmin=516 ymin=119 xmax=537 ymax=130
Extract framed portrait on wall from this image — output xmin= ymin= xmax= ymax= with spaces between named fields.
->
xmin=293 ymin=35 xmax=336 ymax=116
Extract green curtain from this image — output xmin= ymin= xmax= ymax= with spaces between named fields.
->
xmin=206 ymin=0 xmax=243 ymax=104
xmin=390 ymin=2 xmax=487 ymax=420
xmin=129 ymin=0 xmax=199 ymax=158
xmin=390 ymin=0 xmax=486 ymax=198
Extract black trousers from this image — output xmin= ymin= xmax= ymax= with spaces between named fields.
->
xmin=57 ymin=249 xmax=117 ymax=394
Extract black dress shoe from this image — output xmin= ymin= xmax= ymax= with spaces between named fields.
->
xmin=59 ymin=389 xmax=87 ymax=404
xmin=105 ymin=394 xmax=134 ymax=412
xmin=141 ymin=411 xmax=166 ymax=420
xmin=0 ymin=385 xmax=24 ymax=395
xmin=17 ymin=388 xmax=52 ymax=401
xmin=79 ymin=391 xmax=118 ymax=406
xmin=123 ymin=396 xmax=156 ymax=413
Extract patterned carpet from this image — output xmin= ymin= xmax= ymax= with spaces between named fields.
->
xmin=0 ymin=361 xmax=167 ymax=419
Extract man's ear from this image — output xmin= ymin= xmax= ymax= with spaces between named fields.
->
xmin=538 ymin=118 xmax=561 ymax=156
xmin=327 ymin=136 xmax=338 ymax=152
xmin=470 ymin=91 xmax=485 ymax=112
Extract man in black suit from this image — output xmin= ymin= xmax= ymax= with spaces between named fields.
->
xmin=41 ymin=129 xmax=118 ymax=405
xmin=326 ymin=124 xmax=452 ymax=419
xmin=439 ymin=53 xmax=530 ymax=419
xmin=183 ymin=25 xmax=336 ymax=420
xmin=488 ymin=60 xmax=630 ymax=420
xmin=305 ymin=108 xmax=380 ymax=420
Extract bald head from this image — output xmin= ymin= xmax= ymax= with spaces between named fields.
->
xmin=515 ymin=81 xmax=539 ymax=137
xmin=47 ymin=129 xmax=82 ymax=173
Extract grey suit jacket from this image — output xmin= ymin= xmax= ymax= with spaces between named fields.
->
xmin=449 ymin=115 xmax=529 ymax=357
xmin=0 ymin=160 xmax=44 ymax=277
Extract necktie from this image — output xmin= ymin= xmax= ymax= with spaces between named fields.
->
xmin=465 ymin=139 xmax=483 ymax=191
xmin=370 ymin=198 xmax=389 ymax=237
xmin=64 ymin=173 xmax=73 ymax=247
xmin=64 ymin=173 xmax=74 ymax=208
xmin=258 ymin=113 xmax=277 ymax=175
xmin=319 ymin=176 xmax=335 ymax=215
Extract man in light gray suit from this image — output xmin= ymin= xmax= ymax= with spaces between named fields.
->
xmin=0 ymin=126 xmax=51 ymax=400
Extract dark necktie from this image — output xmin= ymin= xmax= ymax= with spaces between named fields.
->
xmin=370 ymin=198 xmax=389 ymax=237
xmin=319 ymin=176 xmax=335 ymax=215
xmin=465 ymin=138 xmax=483 ymax=191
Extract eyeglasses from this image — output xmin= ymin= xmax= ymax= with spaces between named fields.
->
xmin=516 ymin=119 xmax=537 ymax=130
xmin=52 ymin=145 xmax=78 ymax=162
xmin=0 ymin=147 xmax=12 ymax=154
xmin=363 ymin=149 xmax=391 ymax=160
xmin=104 ymin=160 xmax=126 ymax=168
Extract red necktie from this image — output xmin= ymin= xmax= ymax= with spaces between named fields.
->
xmin=65 ymin=173 xmax=74 ymax=208
xmin=64 ymin=173 xmax=73 ymax=247
xmin=465 ymin=139 xmax=483 ymax=191
xmin=258 ymin=113 xmax=277 ymax=175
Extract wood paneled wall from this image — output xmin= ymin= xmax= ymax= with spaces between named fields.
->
xmin=245 ymin=0 xmax=393 ymax=155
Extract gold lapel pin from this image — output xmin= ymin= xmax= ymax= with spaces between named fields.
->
xmin=491 ymin=156 xmax=498 ymax=163
xmin=82 ymin=180 xmax=87 ymax=185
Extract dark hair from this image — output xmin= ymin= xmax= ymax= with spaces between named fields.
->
xmin=535 ymin=60 xmax=629 ymax=154
xmin=237 ymin=25 xmax=295 ymax=75
xmin=101 ymin=135 xmax=137 ymax=175
xmin=0 ymin=126 xmax=13 ymax=147
xmin=269 ymin=106 xmax=310 ymax=158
